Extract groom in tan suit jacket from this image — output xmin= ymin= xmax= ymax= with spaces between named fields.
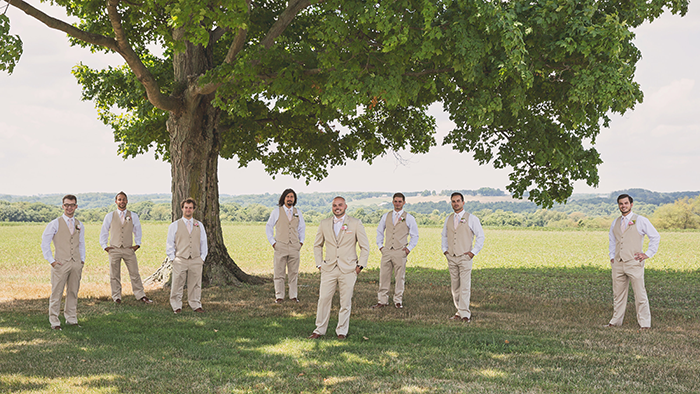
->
xmin=308 ymin=196 xmax=370 ymax=340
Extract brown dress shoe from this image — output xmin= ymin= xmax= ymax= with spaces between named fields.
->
xmin=140 ymin=297 xmax=153 ymax=304
xmin=370 ymin=303 xmax=389 ymax=309
xmin=308 ymin=333 xmax=322 ymax=339
xmin=115 ymin=299 xmax=122 ymax=304
xmin=449 ymin=314 xmax=461 ymax=320
xmin=337 ymin=334 xmax=346 ymax=340
xmin=51 ymin=325 xmax=62 ymax=330
xmin=174 ymin=308 xmax=182 ymax=314
xmin=395 ymin=303 xmax=403 ymax=309
xmin=194 ymin=307 xmax=205 ymax=313
xmin=461 ymin=317 xmax=471 ymax=323
xmin=275 ymin=298 xmax=284 ymax=304
xmin=290 ymin=298 xmax=300 ymax=303
xmin=605 ymin=323 xmax=616 ymax=328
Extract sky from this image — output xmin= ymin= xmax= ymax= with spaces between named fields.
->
xmin=1 ymin=4 xmax=699 ymax=198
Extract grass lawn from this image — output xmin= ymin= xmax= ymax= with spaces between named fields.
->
xmin=1 ymin=223 xmax=699 ymax=393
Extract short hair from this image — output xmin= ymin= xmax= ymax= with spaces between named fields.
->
xmin=392 ymin=192 xmax=406 ymax=201
xmin=617 ymin=194 xmax=633 ymax=203
xmin=181 ymin=198 xmax=197 ymax=209
xmin=332 ymin=196 xmax=346 ymax=203
xmin=115 ymin=191 xmax=128 ymax=200
xmin=278 ymin=189 xmax=297 ymax=206
xmin=450 ymin=192 xmax=464 ymax=201
xmin=62 ymin=194 xmax=77 ymax=204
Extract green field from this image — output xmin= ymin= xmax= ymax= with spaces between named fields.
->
xmin=1 ymin=223 xmax=699 ymax=393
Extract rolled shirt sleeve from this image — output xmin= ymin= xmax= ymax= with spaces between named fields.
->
xmin=265 ymin=208 xmax=279 ymax=246
xmin=199 ymin=222 xmax=208 ymax=260
xmin=99 ymin=212 xmax=112 ymax=249
xmin=41 ymin=219 xmax=59 ymax=264
xmin=165 ymin=221 xmax=178 ymax=261
xmin=406 ymin=213 xmax=419 ymax=251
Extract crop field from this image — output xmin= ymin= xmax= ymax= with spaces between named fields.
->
xmin=1 ymin=223 xmax=699 ymax=393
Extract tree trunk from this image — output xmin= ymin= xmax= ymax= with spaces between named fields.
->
xmin=155 ymin=34 xmax=265 ymax=286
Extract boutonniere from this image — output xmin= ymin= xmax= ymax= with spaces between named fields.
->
xmin=341 ymin=224 xmax=348 ymax=230
xmin=293 ymin=213 xmax=299 ymax=217
xmin=126 ymin=216 xmax=131 ymax=221
xmin=629 ymin=219 xmax=636 ymax=226
xmin=459 ymin=218 xmax=466 ymax=224
xmin=399 ymin=216 xmax=406 ymax=222
xmin=193 ymin=222 xmax=200 ymax=227
xmin=75 ymin=224 xmax=81 ymax=232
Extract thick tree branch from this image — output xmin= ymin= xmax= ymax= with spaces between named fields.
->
xmin=195 ymin=0 xmax=313 ymax=96
xmin=223 ymin=0 xmax=249 ymax=62
xmin=106 ymin=0 xmax=180 ymax=112
xmin=224 ymin=27 xmax=247 ymax=64
xmin=210 ymin=26 xmax=229 ymax=45
xmin=260 ymin=0 xmax=313 ymax=49
xmin=7 ymin=0 xmax=118 ymax=51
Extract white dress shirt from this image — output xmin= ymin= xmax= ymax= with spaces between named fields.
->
xmin=41 ymin=214 xmax=86 ymax=264
xmin=608 ymin=212 xmax=660 ymax=259
xmin=441 ymin=210 xmax=485 ymax=255
xmin=376 ymin=209 xmax=419 ymax=251
xmin=99 ymin=209 xmax=142 ymax=248
xmin=333 ymin=215 xmax=346 ymax=237
xmin=265 ymin=206 xmax=306 ymax=245
xmin=166 ymin=218 xmax=208 ymax=261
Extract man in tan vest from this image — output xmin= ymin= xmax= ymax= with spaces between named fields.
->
xmin=166 ymin=198 xmax=208 ymax=314
xmin=441 ymin=192 xmax=485 ymax=322
xmin=41 ymin=194 xmax=86 ymax=330
xmin=99 ymin=191 xmax=152 ymax=304
xmin=308 ymin=196 xmax=370 ymax=340
xmin=607 ymin=194 xmax=660 ymax=329
xmin=371 ymin=192 xmax=419 ymax=310
xmin=265 ymin=188 xmax=305 ymax=304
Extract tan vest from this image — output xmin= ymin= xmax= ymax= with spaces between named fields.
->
xmin=54 ymin=217 xmax=81 ymax=262
xmin=109 ymin=210 xmax=134 ymax=247
xmin=384 ymin=211 xmax=410 ymax=250
xmin=446 ymin=212 xmax=474 ymax=256
xmin=275 ymin=207 xmax=300 ymax=245
xmin=175 ymin=219 xmax=202 ymax=259
xmin=612 ymin=214 xmax=643 ymax=262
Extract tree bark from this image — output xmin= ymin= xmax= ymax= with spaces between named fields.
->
xmin=159 ymin=33 xmax=265 ymax=287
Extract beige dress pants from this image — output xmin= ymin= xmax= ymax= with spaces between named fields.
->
xmin=170 ymin=256 xmax=204 ymax=311
xmin=609 ymin=259 xmax=651 ymax=327
xmin=447 ymin=254 xmax=472 ymax=319
xmin=313 ymin=265 xmax=357 ymax=336
xmin=377 ymin=248 xmax=407 ymax=304
xmin=109 ymin=247 xmax=146 ymax=301
xmin=273 ymin=242 xmax=300 ymax=300
xmin=49 ymin=259 xmax=83 ymax=326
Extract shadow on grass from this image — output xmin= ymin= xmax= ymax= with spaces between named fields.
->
xmin=1 ymin=266 xmax=700 ymax=393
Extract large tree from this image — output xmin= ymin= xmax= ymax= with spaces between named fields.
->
xmin=2 ymin=0 xmax=687 ymax=284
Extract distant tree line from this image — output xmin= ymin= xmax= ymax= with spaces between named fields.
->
xmin=2 ymin=189 xmax=699 ymax=229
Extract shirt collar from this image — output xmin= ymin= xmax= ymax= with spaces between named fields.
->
xmin=394 ymin=209 xmax=404 ymax=216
